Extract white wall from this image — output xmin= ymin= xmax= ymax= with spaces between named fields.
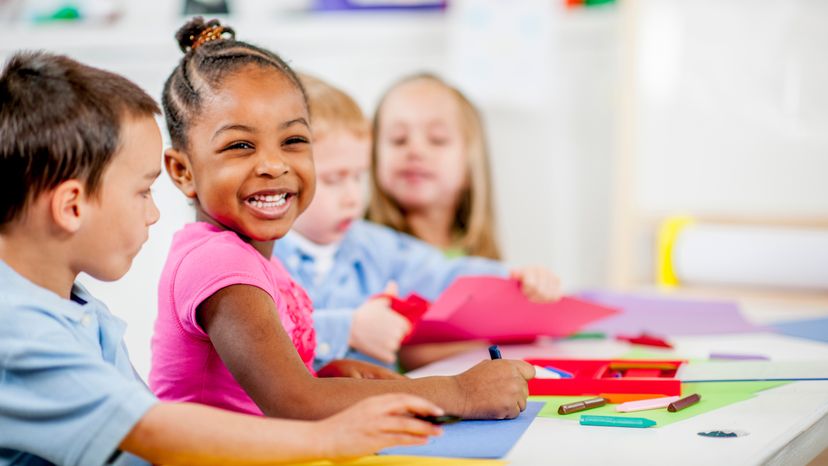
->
xmin=618 ymin=0 xmax=828 ymax=286
xmin=635 ymin=0 xmax=828 ymax=218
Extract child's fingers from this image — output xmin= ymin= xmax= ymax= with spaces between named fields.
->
xmin=384 ymin=280 xmax=399 ymax=296
xmin=508 ymin=359 xmax=536 ymax=381
xmin=380 ymin=415 xmax=443 ymax=438
xmin=381 ymin=393 xmax=445 ymax=417
xmin=515 ymin=266 xmax=562 ymax=302
xmin=373 ymin=348 xmax=397 ymax=364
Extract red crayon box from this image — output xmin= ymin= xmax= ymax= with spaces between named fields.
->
xmin=525 ymin=358 xmax=685 ymax=397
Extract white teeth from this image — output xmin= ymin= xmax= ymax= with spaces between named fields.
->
xmin=248 ymin=193 xmax=288 ymax=209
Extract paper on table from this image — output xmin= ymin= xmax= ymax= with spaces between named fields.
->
xmin=405 ymin=277 xmax=618 ymax=344
xmin=677 ymin=360 xmax=828 ymax=382
xmin=579 ymin=290 xmax=763 ymax=336
xmin=380 ymin=401 xmax=545 ymax=458
xmin=297 ymin=456 xmax=506 ymax=466
xmin=532 ymin=381 xmax=786 ymax=427
xmin=771 ymin=317 xmax=828 ymax=344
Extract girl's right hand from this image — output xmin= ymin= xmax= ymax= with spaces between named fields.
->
xmin=350 ymin=282 xmax=411 ymax=364
xmin=315 ymin=394 xmax=443 ymax=459
xmin=453 ymin=359 xmax=535 ymax=419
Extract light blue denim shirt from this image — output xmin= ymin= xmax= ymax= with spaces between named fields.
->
xmin=0 ymin=260 xmax=157 ymax=466
xmin=273 ymin=220 xmax=507 ymax=369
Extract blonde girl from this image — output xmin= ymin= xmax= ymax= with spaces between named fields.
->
xmin=368 ymin=74 xmax=501 ymax=259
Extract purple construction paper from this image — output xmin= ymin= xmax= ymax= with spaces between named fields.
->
xmin=578 ymin=290 xmax=764 ymax=336
xmin=380 ymin=401 xmax=544 ymax=458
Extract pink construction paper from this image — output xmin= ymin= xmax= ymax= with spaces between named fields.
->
xmin=404 ymin=277 xmax=618 ymax=344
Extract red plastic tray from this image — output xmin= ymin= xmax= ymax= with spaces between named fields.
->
xmin=525 ymin=358 xmax=684 ymax=397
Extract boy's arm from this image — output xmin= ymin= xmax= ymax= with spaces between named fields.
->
xmin=199 ymin=284 xmax=534 ymax=421
xmin=388 ymin=230 xmax=507 ymax=299
xmin=120 ymin=396 xmax=442 ymax=465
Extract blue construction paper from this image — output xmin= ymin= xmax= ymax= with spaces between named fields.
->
xmin=380 ymin=401 xmax=544 ymax=459
xmin=772 ymin=317 xmax=828 ymax=343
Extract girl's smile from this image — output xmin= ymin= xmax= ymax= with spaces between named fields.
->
xmin=243 ymin=189 xmax=296 ymax=220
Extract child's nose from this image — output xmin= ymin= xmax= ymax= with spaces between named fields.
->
xmin=341 ymin=181 xmax=362 ymax=207
xmin=147 ymin=197 xmax=161 ymax=226
xmin=255 ymin=152 xmax=290 ymax=177
xmin=403 ymin=136 xmax=426 ymax=160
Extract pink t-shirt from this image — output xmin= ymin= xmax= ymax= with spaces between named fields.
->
xmin=150 ymin=222 xmax=316 ymax=415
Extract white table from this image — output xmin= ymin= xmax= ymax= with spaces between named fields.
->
xmin=407 ymin=333 xmax=828 ymax=466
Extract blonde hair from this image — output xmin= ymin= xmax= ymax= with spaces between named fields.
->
xmin=298 ymin=73 xmax=369 ymax=140
xmin=367 ymin=73 xmax=501 ymax=260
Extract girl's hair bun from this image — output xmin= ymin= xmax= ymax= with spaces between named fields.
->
xmin=175 ymin=16 xmax=236 ymax=53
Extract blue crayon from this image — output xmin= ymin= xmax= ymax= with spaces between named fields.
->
xmin=488 ymin=345 xmax=502 ymax=360
xmin=580 ymin=415 xmax=656 ymax=428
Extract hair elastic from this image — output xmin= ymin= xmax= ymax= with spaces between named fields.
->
xmin=189 ymin=25 xmax=232 ymax=51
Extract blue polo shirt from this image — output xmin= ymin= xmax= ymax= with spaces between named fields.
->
xmin=273 ymin=220 xmax=507 ymax=368
xmin=0 ymin=260 xmax=157 ymax=466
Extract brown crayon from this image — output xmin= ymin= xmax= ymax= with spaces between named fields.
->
xmin=667 ymin=393 xmax=701 ymax=412
xmin=558 ymin=397 xmax=607 ymax=415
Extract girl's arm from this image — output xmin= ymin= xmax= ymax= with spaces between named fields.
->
xmin=120 ymin=395 xmax=442 ymax=465
xmin=199 ymin=284 xmax=534 ymax=420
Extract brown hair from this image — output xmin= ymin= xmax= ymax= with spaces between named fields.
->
xmin=0 ymin=51 xmax=159 ymax=230
xmin=299 ymin=73 xmax=369 ymax=140
xmin=162 ymin=17 xmax=307 ymax=150
xmin=367 ymin=73 xmax=501 ymax=259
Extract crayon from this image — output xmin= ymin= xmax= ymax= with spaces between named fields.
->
xmin=667 ymin=393 xmax=701 ymax=412
xmin=580 ymin=415 xmax=656 ymax=428
xmin=558 ymin=397 xmax=607 ymax=415
xmin=616 ymin=395 xmax=680 ymax=413
xmin=488 ymin=345 xmax=502 ymax=360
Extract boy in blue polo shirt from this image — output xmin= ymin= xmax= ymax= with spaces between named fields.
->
xmin=0 ymin=51 xmax=443 ymax=466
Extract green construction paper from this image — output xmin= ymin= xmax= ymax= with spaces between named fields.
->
xmin=531 ymin=381 xmax=787 ymax=427
xmin=620 ymin=347 xmax=686 ymax=360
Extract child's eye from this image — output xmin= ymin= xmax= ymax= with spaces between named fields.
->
xmin=284 ymin=136 xmax=309 ymax=146
xmin=390 ymin=137 xmax=406 ymax=146
xmin=140 ymin=188 xmax=153 ymax=198
xmin=222 ymin=141 xmax=254 ymax=152
xmin=321 ymin=173 xmax=344 ymax=185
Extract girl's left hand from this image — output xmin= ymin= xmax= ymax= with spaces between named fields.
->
xmin=510 ymin=266 xmax=562 ymax=302
xmin=317 ymin=359 xmax=407 ymax=380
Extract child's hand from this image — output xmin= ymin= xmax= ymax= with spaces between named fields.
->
xmin=510 ymin=266 xmax=562 ymax=302
xmin=315 ymin=394 xmax=443 ymax=459
xmin=317 ymin=359 xmax=407 ymax=380
xmin=350 ymin=282 xmax=411 ymax=364
xmin=453 ymin=359 xmax=535 ymax=419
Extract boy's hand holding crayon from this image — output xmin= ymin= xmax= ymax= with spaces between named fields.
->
xmin=350 ymin=282 xmax=410 ymax=364
xmin=316 ymin=394 xmax=444 ymax=458
xmin=510 ymin=266 xmax=562 ymax=302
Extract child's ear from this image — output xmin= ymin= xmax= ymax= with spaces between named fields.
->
xmin=50 ymin=180 xmax=85 ymax=233
xmin=164 ymin=148 xmax=197 ymax=198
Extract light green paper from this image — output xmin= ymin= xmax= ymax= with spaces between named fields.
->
xmin=531 ymin=381 xmax=787 ymax=427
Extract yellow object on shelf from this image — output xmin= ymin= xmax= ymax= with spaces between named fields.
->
xmin=656 ymin=216 xmax=695 ymax=287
